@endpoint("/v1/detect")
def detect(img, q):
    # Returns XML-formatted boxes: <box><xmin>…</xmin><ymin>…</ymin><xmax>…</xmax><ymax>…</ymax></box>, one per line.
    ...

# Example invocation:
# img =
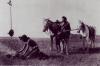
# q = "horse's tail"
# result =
<box><xmin>93</xmin><ymin>26</ymin><xmax>96</xmax><ymax>42</ymax></box>
<box><xmin>89</xmin><ymin>26</ymin><xmax>96</xmax><ymax>42</ymax></box>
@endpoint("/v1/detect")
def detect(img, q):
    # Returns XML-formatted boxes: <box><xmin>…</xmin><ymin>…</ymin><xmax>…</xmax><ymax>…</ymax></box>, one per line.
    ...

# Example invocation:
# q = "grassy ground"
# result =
<box><xmin>0</xmin><ymin>37</ymin><xmax>100</xmax><ymax>66</ymax></box>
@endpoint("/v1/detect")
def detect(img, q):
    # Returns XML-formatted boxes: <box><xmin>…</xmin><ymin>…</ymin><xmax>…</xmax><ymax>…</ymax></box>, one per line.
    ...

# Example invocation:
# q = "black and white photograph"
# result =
<box><xmin>0</xmin><ymin>0</ymin><xmax>100</xmax><ymax>66</ymax></box>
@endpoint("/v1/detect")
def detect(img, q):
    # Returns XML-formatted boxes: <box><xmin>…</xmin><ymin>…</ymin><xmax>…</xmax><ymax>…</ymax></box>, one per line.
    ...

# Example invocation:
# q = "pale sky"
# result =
<box><xmin>0</xmin><ymin>0</ymin><xmax>100</xmax><ymax>38</ymax></box>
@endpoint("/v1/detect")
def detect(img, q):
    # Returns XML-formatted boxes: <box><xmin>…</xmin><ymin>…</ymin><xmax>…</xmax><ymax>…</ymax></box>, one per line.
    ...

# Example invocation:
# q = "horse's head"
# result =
<box><xmin>43</xmin><ymin>19</ymin><xmax>52</xmax><ymax>32</ymax></box>
<box><xmin>78</xmin><ymin>20</ymin><xmax>85</xmax><ymax>33</ymax></box>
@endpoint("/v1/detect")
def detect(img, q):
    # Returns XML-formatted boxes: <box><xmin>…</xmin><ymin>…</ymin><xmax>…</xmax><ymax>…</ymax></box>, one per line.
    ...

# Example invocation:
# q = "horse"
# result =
<box><xmin>43</xmin><ymin>19</ymin><xmax>61</xmax><ymax>51</ymax></box>
<box><xmin>87</xmin><ymin>25</ymin><xmax>96</xmax><ymax>48</ymax></box>
<box><xmin>78</xmin><ymin>21</ymin><xmax>96</xmax><ymax>51</ymax></box>
<box><xmin>43</xmin><ymin>18</ymin><xmax>71</xmax><ymax>55</ymax></box>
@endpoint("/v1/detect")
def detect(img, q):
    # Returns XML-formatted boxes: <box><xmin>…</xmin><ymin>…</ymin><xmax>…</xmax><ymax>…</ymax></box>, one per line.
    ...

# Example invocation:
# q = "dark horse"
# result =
<box><xmin>43</xmin><ymin>19</ymin><xmax>61</xmax><ymax>51</ymax></box>
<box><xmin>43</xmin><ymin>18</ymin><xmax>71</xmax><ymax>54</ymax></box>
<box><xmin>88</xmin><ymin>25</ymin><xmax>96</xmax><ymax>48</ymax></box>
<box><xmin>78</xmin><ymin>21</ymin><xmax>96</xmax><ymax>51</ymax></box>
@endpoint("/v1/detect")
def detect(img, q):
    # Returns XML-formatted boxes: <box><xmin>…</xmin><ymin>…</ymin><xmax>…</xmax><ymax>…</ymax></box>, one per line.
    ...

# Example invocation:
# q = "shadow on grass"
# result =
<box><xmin>14</xmin><ymin>47</ymin><xmax>100</xmax><ymax>60</ymax></box>
<box><xmin>27</xmin><ymin>52</ymin><xmax>64</xmax><ymax>60</ymax></box>
<box><xmin>70</xmin><ymin>47</ymin><xmax>100</xmax><ymax>54</ymax></box>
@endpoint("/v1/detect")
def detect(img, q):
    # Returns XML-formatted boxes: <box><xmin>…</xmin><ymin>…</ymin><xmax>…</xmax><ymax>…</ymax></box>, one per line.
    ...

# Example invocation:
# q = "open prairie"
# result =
<box><xmin>0</xmin><ymin>35</ymin><xmax>100</xmax><ymax>66</ymax></box>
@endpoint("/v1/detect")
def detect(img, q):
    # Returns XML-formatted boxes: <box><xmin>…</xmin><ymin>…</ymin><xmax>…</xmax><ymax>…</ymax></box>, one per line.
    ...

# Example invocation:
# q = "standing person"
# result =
<box><xmin>61</xmin><ymin>16</ymin><xmax>71</xmax><ymax>33</ymax></box>
<box><xmin>55</xmin><ymin>16</ymin><xmax>71</xmax><ymax>54</ymax></box>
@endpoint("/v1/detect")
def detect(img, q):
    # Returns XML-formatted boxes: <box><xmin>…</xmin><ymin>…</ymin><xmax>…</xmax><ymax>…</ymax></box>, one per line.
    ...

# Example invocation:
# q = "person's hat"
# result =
<box><xmin>19</xmin><ymin>34</ymin><xmax>29</xmax><ymax>42</ymax></box>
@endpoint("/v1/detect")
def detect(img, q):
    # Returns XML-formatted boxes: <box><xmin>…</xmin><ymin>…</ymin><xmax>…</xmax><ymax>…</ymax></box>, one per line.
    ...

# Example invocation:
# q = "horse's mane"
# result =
<box><xmin>45</xmin><ymin>19</ymin><xmax>53</xmax><ymax>23</ymax></box>
<box><xmin>80</xmin><ymin>22</ymin><xmax>86</xmax><ymax>32</ymax></box>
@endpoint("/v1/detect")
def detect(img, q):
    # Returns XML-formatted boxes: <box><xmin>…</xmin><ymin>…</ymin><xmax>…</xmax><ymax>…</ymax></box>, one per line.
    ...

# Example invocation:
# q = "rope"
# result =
<box><xmin>8</xmin><ymin>0</ymin><xmax>13</xmax><ymax>29</ymax></box>
<box><xmin>45</xmin><ymin>28</ymin><xmax>79</xmax><ymax>36</ymax></box>
<box><xmin>10</xmin><ymin>6</ymin><xmax>12</xmax><ymax>29</ymax></box>
<box><xmin>62</xmin><ymin>28</ymin><xmax>79</xmax><ymax>32</ymax></box>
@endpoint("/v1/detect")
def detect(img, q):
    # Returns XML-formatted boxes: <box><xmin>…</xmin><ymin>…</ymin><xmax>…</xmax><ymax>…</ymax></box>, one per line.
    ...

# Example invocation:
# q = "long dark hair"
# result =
<box><xmin>62</xmin><ymin>16</ymin><xmax>67</xmax><ymax>22</ymax></box>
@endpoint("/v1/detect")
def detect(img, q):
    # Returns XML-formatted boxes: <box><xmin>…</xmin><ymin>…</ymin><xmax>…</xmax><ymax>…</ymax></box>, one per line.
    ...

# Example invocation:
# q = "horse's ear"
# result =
<box><xmin>79</xmin><ymin>20</ymin><xmax>82</xmax><ymax>24</ymax></box>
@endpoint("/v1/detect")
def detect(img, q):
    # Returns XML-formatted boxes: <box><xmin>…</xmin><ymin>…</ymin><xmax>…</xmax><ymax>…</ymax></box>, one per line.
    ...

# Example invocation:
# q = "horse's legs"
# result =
<box><xmin>82</xmin><ymin>37</ymin><xmax>86</xmax><ymax>50</ymax></box>
<box><xmin>90</xmin><ymin>40</ymin><xmax>93</xmax><ymax>48</ymax></box>
<box><xmin>58</xmin><ymin>40</ymin><xmax>61</xmax><ymax>53</ymax></box>
<box><xmin>57</xmin><ymin>44</ymin><xmax>61</xmax><ymax>53</ymax></box>
<box><xmin>63</xmin><ymin>39</ymin><xmax>69</xmax><ymax>55</ymax></box>
<box><xmin>50</xmin><ymin>35</ymin><xmax>54</xmax><ymax>51</ymax></box>
<box><xmin>91</xmin><ymin>38</ymin><xmax>95</xmax><ymax>48</ymax></box>
<box><xmin>62</xmin><ymin>40</ymin><xmax>65</xmax><ymax>53</ymax></box>
<box><xmin>86</xmin><ymin>38</ymin><xmax>91</xmax><ymax>53</ymax></box>
<box><xmin>93</xmin><ymin>40</ymin><xmax>95</xmax><ymax>48</ymax></box>
<box><xmin>55</xmin><ymin>37</ymin><xmax>61</xmax><ymax>53</ymax></box>
<box><xmin>91</xmin><ymin>40</ymin><xmax>95</xmax><ymax>48</ymax></box>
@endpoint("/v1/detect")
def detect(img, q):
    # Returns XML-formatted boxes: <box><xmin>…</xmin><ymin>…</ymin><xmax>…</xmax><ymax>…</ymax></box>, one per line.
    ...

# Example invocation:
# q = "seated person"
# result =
<box><xmin>15</xmin><ymin>34</ymin><xmax>49</xmax><ymax>60</ymax></box>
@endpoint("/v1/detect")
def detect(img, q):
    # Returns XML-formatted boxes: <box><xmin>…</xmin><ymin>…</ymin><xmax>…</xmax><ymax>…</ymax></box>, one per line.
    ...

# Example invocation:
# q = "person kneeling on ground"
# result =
<box><xmin>15</xmin><ymin>34</ymin><xmax>49</xmax><ymax>60</ymax></box>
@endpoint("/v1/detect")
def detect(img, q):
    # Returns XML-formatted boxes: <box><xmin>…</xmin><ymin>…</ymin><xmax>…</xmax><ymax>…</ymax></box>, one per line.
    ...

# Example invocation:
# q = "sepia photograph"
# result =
<box><xmin>0</xmin><ymin>0</ymin><xmax>100</xmax><ymax>66</ymax></box>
